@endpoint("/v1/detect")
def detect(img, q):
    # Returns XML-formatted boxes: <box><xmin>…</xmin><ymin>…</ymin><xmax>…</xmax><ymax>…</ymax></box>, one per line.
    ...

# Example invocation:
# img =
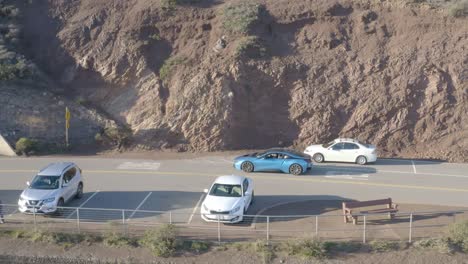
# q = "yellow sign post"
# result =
<box><xmin>65</xmin><ymin>107</ymin><xmax>70</xmax><ymax>147</ymax></box>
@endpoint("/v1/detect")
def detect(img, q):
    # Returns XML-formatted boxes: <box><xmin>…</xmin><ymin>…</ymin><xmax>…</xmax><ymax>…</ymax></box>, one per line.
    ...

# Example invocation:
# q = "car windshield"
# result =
<box><xmin>322</xmin><ymin>141</ymin><xmax>335</xmax><ymax>148</ymax></box>
<box><xmin>30</xmin><ymin>175</ymin><xmax>60</xmax><ymax>190</ymax></box>
<box><xmin>255</xmin><ymin>151</ymin><xmax>267</xmax><ymax>157</ymax></box>
<box><xmin>209</xmin><ymin>184</ymin><xmax>242</xmax><ymax>197</ymax></box>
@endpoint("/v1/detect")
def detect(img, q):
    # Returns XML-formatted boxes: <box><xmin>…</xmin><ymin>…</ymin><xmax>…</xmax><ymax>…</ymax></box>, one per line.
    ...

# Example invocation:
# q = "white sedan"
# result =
<box><xmin>304</xmin><ymin>138</ymin><xmax>377</xmax><ymax>165</ymax></box>
<box><xmin>200</xmin><ymin>175</ymin><xmax>254</xmax><ymax>223</ymax></box>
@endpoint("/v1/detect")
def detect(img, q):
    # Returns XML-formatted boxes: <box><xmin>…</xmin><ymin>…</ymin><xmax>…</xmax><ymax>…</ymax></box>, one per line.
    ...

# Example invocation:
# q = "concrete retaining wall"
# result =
<box><xmin>0</xmin><ymin>135</ymin><xmax>16</xmax><ymax>156</ymax></box>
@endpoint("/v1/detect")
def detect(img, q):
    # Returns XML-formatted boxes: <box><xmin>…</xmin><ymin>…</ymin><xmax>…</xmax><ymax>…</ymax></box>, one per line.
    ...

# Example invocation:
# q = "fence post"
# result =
<box><xmin>315</xmin><ymin>215</ymin><xmax>318</xmax><ymax>237</ymax></box>
<box><xmin>169</xmin><ymin>211</ymin><xmax>172</xmax><ymax>224</ymax></box>
<box><xmin>409</xmin><ymin>213</ymin><xmax>413</xmax><ymax>243</ymax></box>
<box><xmin>122</xmin><ymin>210</ymin><xmax>126</xmax><ymax>235</ymax></box>
<box><xmin>33</xmin><ymin>207</ymin><xmax>37</xmax><ymax>230</ymax></box>
<box><xmin>76</xmin><ymin>208</ymin><xmax>80</xmax><ymax>234</ymax></box>
<box><xmin>362</xmin><ymin>215</ymin><xmax>366</xmax><ymax>244</ymax></box>
<box><xmin>217</xmin><ymin>214</ymin><xmax>221</xmax><ymax>243</ymax></box>
<box><xmin>266</xmin><ymin>216</ymin><xmax>270</xmax><ymax>244</ymax></box>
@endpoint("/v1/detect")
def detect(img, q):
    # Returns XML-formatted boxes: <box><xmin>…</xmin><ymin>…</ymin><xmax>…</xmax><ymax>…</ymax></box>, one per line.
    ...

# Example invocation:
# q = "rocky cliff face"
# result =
<box><xmin>3</xmin><ymin>0</ymin><xmax>467</xmax><ymax>161</ymax></box>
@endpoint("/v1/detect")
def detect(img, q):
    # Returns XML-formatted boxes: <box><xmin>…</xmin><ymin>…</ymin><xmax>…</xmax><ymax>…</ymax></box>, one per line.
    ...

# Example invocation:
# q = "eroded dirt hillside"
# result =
<box><xmin>3</xmin><ymin>0</ymin><xmax>468</xmax><ymax>161</ymax></box>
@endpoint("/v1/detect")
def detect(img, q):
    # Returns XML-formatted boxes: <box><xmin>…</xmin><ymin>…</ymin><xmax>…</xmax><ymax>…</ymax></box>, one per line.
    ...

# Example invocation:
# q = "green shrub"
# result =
<box><xmin>448</xmin><ymin>220</ymin><xmax>468</xmax><ymax>252</ymax></box>
<box><xmin>161</xmin><ymin>0</ymin><xmax>177</xmax><ymax>10</ymax></box>
<box><xmin>15</xmin><ymin>137</ymin><xmax>38</xmax><ymax>155</ymax></box>
<box><xmin>103</xmin><ymin>232</ymin><xmax>137</xmax><ymax>248</ymax></box>
<box><xmin>448</xmin><ymin>220</ymin><xmax>468</xmax><ymax>244</ymax></box>
<box><xmin>369</xmin><ymin>240</ymin><xmax>400</xmax><ymax>252</ymax></box>
<box><xmin>181</xmin><ymin>240</ymin><xmax>211</xmax><ymax>253</ymax></box>
<box><xmin>222</xmin><ymin>2</ymin><xmax>264</xmax><ymax>34</ymax></box>
<box><xmin>159</xmin><ymin>56</ymin><xmax>185</xmax><ymax>81</ymax></box>
<box><xmin>323</xmin><ymin>241</ymin><xmax>362</xmax><ymax>253</ymax></box>
<box><xmin>254</xmin><ymin>240</ymin><xmax>274</xmax><ymax>264</ymax></box>
<box><xmin>235</xmin><ymin>36</ymin><xmax>267</xmax><ymax>58</ymax></box>
<box><xmin>0</xmin><ymin>61</ymin><xmax>33</xmax><ymax>81</ymax></box>
<box><xmin>448</xmin><ymin>0</ymin><xmax>468</xmax><ymax>17</ymax></box>
<box><xmin>140</xmin><ymin>224</ymin><xmax>178</xmax><ymax>257</ymax></box>
<box><xmin>149</xmin><ymin>33</ymin><xmax>161</xmax><ymax>41</ymax></box>
<box><xmin>413</xmin><ymin>237</ymin><xmax>456</xmax><ymax>254</ymax></box>
<box><xmin>285</xmin><ymin>238</ymin><xmax>327</xmax><ymax>259</ymax></box>
<box><xmin>103</xmin><ymin>126</ymin><xmax>132</xmax><ymax>148</ymax></box>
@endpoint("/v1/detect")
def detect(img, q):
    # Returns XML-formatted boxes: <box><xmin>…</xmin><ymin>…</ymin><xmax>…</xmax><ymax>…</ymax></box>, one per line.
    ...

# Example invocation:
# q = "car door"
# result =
<box><xmin>342</xmin><ymin>143</ymin><xmax>360</xmax><ymax>162</ymax></box>
<box><xmin>326</xmin><ymin>143</ymin><xmax>345</xmax><ymax>161</ymax></box>
<box><xmin>257</xmin><ymin>153</ymin><xmax>281</xmax><ymax>171</ymax></box>
<box><xmin>61</xmin><ymin>168</ymin><xmax>76</xmax><ymax>202</ymax></box>
<box><xmin>242</xmin><ymin>178</ymin><xmax>252</xmax><ymax>210</ymax></box>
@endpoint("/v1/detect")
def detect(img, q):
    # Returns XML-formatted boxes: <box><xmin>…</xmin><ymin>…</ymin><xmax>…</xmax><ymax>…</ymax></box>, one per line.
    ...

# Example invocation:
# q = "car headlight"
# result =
<box><xmin>231</xmin><ymin>206</ymin><xmax>241</xmax><ymax>214</ymax></box>
<box><xmin>42</xmin><ymin>197</ymin><xmax>55</xmax><ymax>204</ymax></box>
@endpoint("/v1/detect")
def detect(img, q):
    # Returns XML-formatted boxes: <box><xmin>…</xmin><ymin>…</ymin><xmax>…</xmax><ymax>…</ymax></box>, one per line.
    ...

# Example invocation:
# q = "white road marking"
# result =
<box><xmin>314</xmin><ymin>166</ymin><xmax>468</xmax><ymax>178</ymax></box>
<box><xmin>66</xmin><ymin>190</ymin><xmax>100</xmax><ymax>219</ymax></box>
<box><xmin>324</xmin><ymin>171</ymin><xmax>369</xmax><ymax>180</ymax></box>
<box><xmin>411</xmin><ymin>160</ymin><xmax>417</xmax><ymax>174</ymax></box>
<box><xmin>127</xmin><ymin>192</ymin><xmax>153</xmax><ymax>220</ymax></box>
<box><xmin>117</xmin><ymin>162</ymin><xmax>160</xmax><ymax>170</ymax></box>
<box><xmin>78</xmin><ymin>190</ymin><xmax>100</xmax><ymax>208</ymax></box>
<box><xmin>187</xmin><ymin>193</ymin><xmax>205</xmax><ymax>224</ymax></box>
<box><xmin>6</xmin><ymin>209</ymin><xmax>18</xmax><ymax>217</ymax></box>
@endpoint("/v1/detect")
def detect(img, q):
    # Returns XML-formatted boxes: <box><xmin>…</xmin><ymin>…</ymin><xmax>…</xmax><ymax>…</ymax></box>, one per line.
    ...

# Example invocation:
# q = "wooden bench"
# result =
<box><xmin>342</xmin><ymin>198</ymin><xmax>398</xmax><ymax>225</ymax></box>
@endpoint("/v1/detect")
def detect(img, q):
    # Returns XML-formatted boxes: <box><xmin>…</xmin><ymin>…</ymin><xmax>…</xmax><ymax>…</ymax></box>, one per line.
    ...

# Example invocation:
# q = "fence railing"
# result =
<box><xmin>0</xmin><ymin>204</ymin><xmax>466</xmax><ymax>243</ymax></box>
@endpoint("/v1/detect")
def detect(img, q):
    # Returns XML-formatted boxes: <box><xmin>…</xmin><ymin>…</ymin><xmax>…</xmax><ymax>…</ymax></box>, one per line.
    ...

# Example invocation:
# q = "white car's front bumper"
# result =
<box><xmin>201</xmin><ymin>207</ymin><xmax>243</xmax><ymax>223</ymax></box>
<box><xmin>18</xmin><ymin>199</ymin><xmax>57</xmax><ymax>214</ymax></box>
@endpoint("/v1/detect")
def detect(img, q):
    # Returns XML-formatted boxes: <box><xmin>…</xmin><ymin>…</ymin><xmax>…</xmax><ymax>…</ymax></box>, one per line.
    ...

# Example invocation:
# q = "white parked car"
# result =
<box><xmin>201</xmin><ymin>175</ymin><xmax>254</xmax><ymax>224</ymax></box>
<box><xmin>304</xmin><ymin>138</ymin><xmax>377</xmax><ymax>165</ymax></box>
<box><xmin>18</xmin><ymin>162</ymin><xmax>84</xmax><ymax>214</ymax></box>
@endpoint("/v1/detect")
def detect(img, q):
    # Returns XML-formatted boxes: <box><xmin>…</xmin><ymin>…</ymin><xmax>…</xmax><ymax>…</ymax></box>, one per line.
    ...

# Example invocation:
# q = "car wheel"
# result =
<box><xmin>313</xmin><ymin>153</ymin><xmax>324</xmax><ymax>163</ymax></box>
<box><xmin>241</xmin><ymin>161</ymin><xmax>254</xmax><ymax>173</ymax></box>
<box><xmin>75</xmin><ymin>183</ymin><xmax>83</xmax><ymax>199</ymax></box>
<box><xmin>55</xmin><ymin>198</ymin><xmax>65</xmax><ymax>216</ymax></box>
<box><xmin>356</xmin><ymin>156</ymin><xmax>367</xmax><ymax>165</ymax></box>
<box><xmin>289</xmin><ymin>164</ymin><xmax>303</xmax><ymax>175</ymax></box>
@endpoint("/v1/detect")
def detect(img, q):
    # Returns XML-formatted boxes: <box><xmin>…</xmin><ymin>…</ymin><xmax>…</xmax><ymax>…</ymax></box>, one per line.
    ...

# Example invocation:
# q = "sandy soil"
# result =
<box><xmin>0</xmin><ymin>236</ymin><xmax>467</xmax><ymax>264</ymax></box>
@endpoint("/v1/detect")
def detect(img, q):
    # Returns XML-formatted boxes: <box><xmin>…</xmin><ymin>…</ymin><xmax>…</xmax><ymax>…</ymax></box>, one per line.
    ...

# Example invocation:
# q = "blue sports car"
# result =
<box><xmin>233</xmin><ymin>148</ymin><xmax>312</xmax><ymax>175</ymax></box>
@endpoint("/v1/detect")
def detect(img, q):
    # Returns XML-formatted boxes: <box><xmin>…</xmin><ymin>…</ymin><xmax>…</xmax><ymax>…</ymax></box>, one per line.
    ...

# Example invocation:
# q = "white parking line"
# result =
<box><xmin>411</xmin><ymin>160</ymin><xmax>417</xmax><ymax>174</ymax></box>
<box><xmin>187</xmin><ymin>193</ymin><xmax>205</xmax><ymax>224</ymax></box>
<box><xmin>127</xmin><ymin>192</ymin><xmax>152</xmax><ymax>220</ymax></box>
<box><xmin>66</xmin><ymin>190</ymin><xmax>100</xmax><ymax>219</ymax></box>
<box><xmin>79</xmin><ymin>190</ymin><xmax>100</xmax><ymax>208</ymax></box>
<box><xmin>6</xmin><ymin>209</ymin><xmax>18</xmax><ymax>217</ymax></box>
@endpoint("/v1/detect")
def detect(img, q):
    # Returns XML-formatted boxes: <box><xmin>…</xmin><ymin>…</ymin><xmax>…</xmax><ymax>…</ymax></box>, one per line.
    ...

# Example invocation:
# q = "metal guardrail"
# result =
<box><xmin>0</xmin><ymin>204</ymin><xmax>466</xmax><ymax>243</ymax></box>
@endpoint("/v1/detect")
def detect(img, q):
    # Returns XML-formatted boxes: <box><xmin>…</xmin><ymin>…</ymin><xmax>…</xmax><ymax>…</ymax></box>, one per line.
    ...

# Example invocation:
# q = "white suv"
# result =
<box><xmin>304</xmin><ymin>138</ymin><xmax>377</xmax><ymax>165</ymax></box>
<box><xmin>18</xmin><ymin>162</ymin><xmax>84</xmax><ymax>214</ymax></box>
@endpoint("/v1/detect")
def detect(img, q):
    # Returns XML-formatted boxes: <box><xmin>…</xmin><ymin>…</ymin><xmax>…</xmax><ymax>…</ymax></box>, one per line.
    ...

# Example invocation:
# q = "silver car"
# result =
<box><xmin>18</xmin><ymin>162</ymin><xmax>84</xmax><ymax>214</ymax></box>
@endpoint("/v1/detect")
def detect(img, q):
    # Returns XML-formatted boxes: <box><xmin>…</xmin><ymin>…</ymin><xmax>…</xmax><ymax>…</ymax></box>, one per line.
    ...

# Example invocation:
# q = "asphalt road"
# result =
<box><xmin>0</xmin><ymin>155</ymin><xmax>467</xmax><ymax>224</ymax></box>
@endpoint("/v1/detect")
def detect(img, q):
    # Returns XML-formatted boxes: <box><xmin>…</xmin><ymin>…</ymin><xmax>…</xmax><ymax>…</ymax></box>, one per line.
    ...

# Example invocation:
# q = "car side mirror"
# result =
<box><xmin>203</xmin><ymin>189</ymin><xmax>208</xmax><ymax>193</ymax></box>
<box><xmin>62</xmin><ymin>183</ymin><xmax>68</xmax><ymax>188</ymax></box>
<box><xmin>244</xmin><ymin>191</ymin><xmax>250</xmax><ymax>196</ymax></box>
<box><xmin>26</xmin><ymin>181</ymin><xmax>30</xmax><ymax>186</ymax></box>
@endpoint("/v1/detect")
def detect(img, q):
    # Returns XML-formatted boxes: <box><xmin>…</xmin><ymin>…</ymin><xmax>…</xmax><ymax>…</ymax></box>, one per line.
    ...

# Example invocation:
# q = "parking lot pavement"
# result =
<box><xmin>1</xmin><ymin>155</ymin><xmax>468</xmax><ymax>225</ymax></box>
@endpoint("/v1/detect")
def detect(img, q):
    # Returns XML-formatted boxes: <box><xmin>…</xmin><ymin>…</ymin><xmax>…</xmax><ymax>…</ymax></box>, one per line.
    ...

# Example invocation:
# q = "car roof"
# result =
<box><xmin>265</xmin><ymin>148</ymin><xmax>308</xmax><ymax>158</ymax></box>
<box><xmin>214</xmin><ymin>175</ymin><xmax>245</xmax><ymax>185</ymax></box>
<box><xmin>38</xmin><ymin>162</ymin><xmax>75</xmax><ymax>176</ymax></box>
<box><xmin>334</xmin><ymin>138</ymin><xmax>360</xmax><ymax>143</ymax></box>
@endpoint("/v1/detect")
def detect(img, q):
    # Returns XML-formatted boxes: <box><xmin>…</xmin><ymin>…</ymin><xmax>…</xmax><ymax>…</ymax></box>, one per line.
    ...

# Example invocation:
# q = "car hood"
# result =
<box><xmin>21</xmin><ymin>188</ymin><xmax>59</xmax><ymax>201</ymax></box>
<box><xmin>203</xmin><ymin>195</ymin><xmax>242</xmax><ymax>212</ymax></box>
